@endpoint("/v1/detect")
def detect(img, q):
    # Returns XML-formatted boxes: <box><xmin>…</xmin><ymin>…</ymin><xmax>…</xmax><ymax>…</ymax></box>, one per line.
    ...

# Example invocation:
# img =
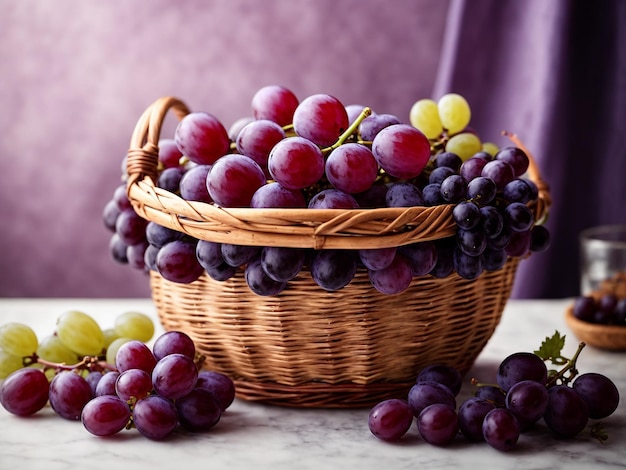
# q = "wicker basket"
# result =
<box><xmin>125</xmin><ymin>96</ymin><xmax>551</xmax><ymax>407</ymax></box>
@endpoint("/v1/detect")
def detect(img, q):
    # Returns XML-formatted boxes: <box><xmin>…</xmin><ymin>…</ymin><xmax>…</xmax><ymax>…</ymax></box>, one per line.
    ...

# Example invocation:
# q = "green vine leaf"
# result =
<box><xmin>534</xmin><ymin>330</ymin><xmax>567</xmax><ymax>365</ymax></box>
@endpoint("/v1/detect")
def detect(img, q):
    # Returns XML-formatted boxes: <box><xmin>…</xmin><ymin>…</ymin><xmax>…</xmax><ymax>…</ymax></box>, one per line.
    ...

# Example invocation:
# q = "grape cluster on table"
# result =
<box><xmin>368</xmin><ymin>351</ymin><xmax>620</xmax><ymax>451</ymax></box>
<box><xmin>0</xmin><ymin>312</ymin><xmax>235</xmax><ymax>440</ymax></box>
<box><xmin>104</xmin><ymin>85</ymin><xmax>550</xmax><ymax>296</ymax></box>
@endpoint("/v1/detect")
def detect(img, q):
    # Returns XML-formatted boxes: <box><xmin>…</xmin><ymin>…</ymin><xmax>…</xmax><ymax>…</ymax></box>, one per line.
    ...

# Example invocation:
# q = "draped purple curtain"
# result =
<box><xmin>433</xmin><ymin>0</ymin><xmax>626</xmax><ymax>298</ymax></box>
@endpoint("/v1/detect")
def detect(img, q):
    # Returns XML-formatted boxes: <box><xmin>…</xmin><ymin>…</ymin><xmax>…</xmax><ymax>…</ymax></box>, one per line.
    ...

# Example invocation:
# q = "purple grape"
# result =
<box><xmin>614</xmin><ymin>298</ymin><xmax>626</xmax><ymax>324</ymax></box>
<box><xmin>572</xmin><ymin>372</ymin><xmax>619</xmax><ymax>419</ymax></box>
<box><xmin>543</xmin><ymin>385</ymin><xmax>589</xmax><ymax>438</ymax></box>
<box><xmin>422</xmin><ymin>183</ymin><xmax>445</xmax><ymax>206</ymax></box>
<box><xmin>482</xmin><ymin>408</ymin><xmax>520</xmax><ymax>451</ymax></box>
<box><xmin>292</xmin><ymin>93</ymin><xmax>348</xmax><ymax>147</ymax></box>
<box><xmin>458</xmin><ymin>397</ymin><xmax>495</xmax><ymax>441</ymax></box>
<box><xmin>496</xmin><ymin>352</ymin><xmax>547</xmax><ymax>392</ymax></box>
<box><xmin>174</xmin><ymin>111</ymin><xmax>230</xmax><ymax>165</ymax></box>
<box><xmin>127</xmin><ymin>241</ymin><xmax>148</xmax><ymax>271</ymax></box>
<box><xmin>398</xmin><ymin>241</ymin><xmax>437</xmax><ymax>276</ymax></box>
<box><xmin>482</xmin><ymin>248</ymin><xmax>507</xmax><ymax>271</ymax></box>
<box><xmin>467</xmin><ymin>176</ymin><xmax>497</xmax><ymax>205</ymax></box>
<box><xmin>440</xmin><ymin>175</ymin><xmax>468</xmax><ymax>203</ymax></box>
<box><xmin>95</xmin><ymin>371</ymin><xmax>120</xmax><ymax>397</ymax></box>
<box><xmin>0</xmin><ymin>368</ymin><xmax>50</xmax><ymax>416</ymax></box>
<box><xmin>479</xmin><ymin>206</ymin><xmax>504</xmax><ymax>239</ymax></box>
<box><xmin>457</xmin><ymin>229</ymin><xmax>487</xmax><ymax>257</ymax></box>
<box><xmin>598</xmin><ymin>293</ymin><xmax>618</xmax><ymax>313</ymax></box>
<box><xmin>367</xmin><ymin>254</ymin><xmax>413</xmax><ymax>295</ymax></box>
<box><xmin>416</xmin><ymin>364</ymin><xmax>462</xmax><ymax>396</ymax></box>
<box><xmin>417</xmin><ymin>403</ymin><xmax>459</xmax><ymax>446</ymax></box>
<box><xmin>453</xmin><ymin>201</ymin><xmax>481</xmax><ymax>230</ymax></box>
<box><xmin>325</xmin><ymin>143</ymin><xmax>379</xmax><ymax>194</ymax></box>
<box><xmin>85</xmin><ymin>371</ymin><xmax>104</xmax><ymax>396</ymax></box>
<box><xmin>196</xmin><ymin>240</ymin><xmax>224</xmax><ymax>270</ymax></box>
<box><xmin>81</xmin><ymin>395</ymin><xmax>131</xmax><ymax>437</ymax></box>
<box><xmin>115</xmin><ymin>340</ymin><xmax>157</xmax><ymax>374</ymax></box>
<box><xmin>494</xmin><ymin>147</ymin><xmax>529</xmax><ymax>177</ymax></box>
<box><xmin>429</xmin><ymin>166</ymin><xmax>456</xmax><ymax>185</ymax></box>
<box><xmin>115</xmin><ymin>209</ymin><xmax>148</xmax><ymax>246</ymax></box>
<box><xmin>236</xmin><ymin>119</ymin><xmax>286</xmax><ymax>167</ymax></box>
<box><xmin>207</xmin><ymin>154</ymin><xmax>266</xmax><ymax>207</ymax></box>
<box><xmin>474</xmin><ymin>385</ymin><xmax>506</xmax><ymax>408</ymax></box>
<box><xmin>459</xmin><ymin>156</ymin><xmax>487</xmax><ymax>181</ymax></box>
<box><xmin>112</xmin><ymin>184</ymin><xmax>132</xmax><ymax>211</ymax></box>
<box><xmin>368</xmin><ymin>398</ymin><xmax>414</xmax><ymax>441</ymax></box>
<box><xmin>250</xmin><ymin>182</ymin><xmax>306</xmax><ymax>208</ymax></box>
<box><xmin>260</xmin><ymin>246</ymin><xmax>306</xmax><ymax>282</ymax></box>
<box><xmin>251</xmin><ymin>85</ymin><xmax>299</xmax><ymax>127</ymax></box>
<box><xmin>358</xmin><ymin>113</ymin><xmax>401</xmax><ymax>141</ymax></box>
<box><xmin>158</xmin><ymin>138</ymin><xmax>183</xmax><ymax>169</ymax></box>
<box><xmin>179</xmin><ymin>164</ymin><xmax>213</xmax><ymax>203</ymax></box>
<box><xmin>245</xmin><ymin>257</ymin><xmax>287</xmax><ymax>296</ymax></box>
<box><xmin>196</xmin><ymin>371</ymin><xmax>236</xmax><ymax>411</ymax></box>
<box><xmin>221</xmin><ymin>243</ymin><xmax>260</xmax><ymax>268</ymax></box>
<box><xmin>205</xmin><ymin>260</ymin><xmax>239</xmax><ymax>282</ymax></box>
<box><xmin>372</xmin><ymin>124</ymin><xmax>431</xmax><ymax>179</ymax></box>
<box><xmin>504</xmin><ymin>230</ymin><xmax>532</xmax><ymax>258</ymax></box>
<box><xmin>434</xmin><ymin>152</ymin><xmax>462</xmax><ymax>171</ymax></box>
<box><xmin>358</xmin><ymin>247</ymin><xmax>396</xmax><ymax>271</ymax></box>
<box><xmin>385</xmin><ymin>182</ymin><xmax>424</xmax><ymax>208</ymax></box>
<box><xmin>268</xmin><ymin>137</ymin><xmax>325</xmax><ymax>190</ymax></box>
<box><xmin>572</xmin><ymin>296</ymin><xmax>596</xmax><ymax>322</ymax></box>
<box><xmin>505</xmin><ymin>379</ymin><xmax>549</xmax><ymax>428</ymax></box>
<box><xmin>146</xmin><ymin>222</ymin><xmax>183</xmax><ymax>248</ymax></box>
<box><xmin>133</xmin><ymin>395</ymin><xmax>178</xmax><ymax>440</ymax></box>
<box><xmin>488</xmin><ymin>224</ymin><xmax>511</xmax><ymax>250</ymax></box>
<box><xmin>481</xmin><ymin>160</ymin><xmax>515</xmax><ymax>191</ymax></box>
<box><xmin>152</xmin><ymin>353</ymin><xmax>198</xmax><ymax>400</ymax></box>
<box><xmin>156</xmin><ymin>240</ymin><xmax>205</xmax><ymax>284</ymax></box>
<box><xmin>502</xmin><ymin>178</ymin><xmax>533</xmax><ymax>203</ymax></box>
<box><xmin>310</xmin><ymin>250</ymin><xmax>357</xmax><ymax>291</ymax></box>
<box><xmin>504</xmin><ymin>202</ymin><xmax>534</xmax><ymax>232</ymax></box>
<box><xmin>176</xmin><ymin>387</ymin><xmax>222</xmax><ymax>432</ymax></box>
<box><xmin>430</xmin><ymin>238</ymin><xmax>455</xmax><ymax>278</ymax></box>
<box><xmin>157</xmin><ymin>166</ymin><xmax>185</xmax><ymax>193</ymax></box>
<box><xmin>354</xmin><ymin>182</ymin><xmax>388</xmax><ymax>208</ymax></box>
<box><xmin>308</xmin><ymin>189</ymin><xmax>359</xmax><ymax>209</ymax></box>
<box><xmin>407</xmin><ymin>381</ymin><xmax>456</xmax><ymax>417</ymax></box>
<box><xmin>103</xmin><ymin>200</ymin><xmax>121</xmax><ymax>232</ymax></box>
<box><xmin>471</xmin><ymin>151</ymin><xmax>493</xmax><ymax>162</ymax></box>
<box><xmin>48</xmin><ymin>371</ymin><xmax>93</xmax><ymax>420</ymax></box>
<box><xmin>115</xmin><ymin>369</ymin><xmax>153</xmax><ymax>402</ymax></box>
<box><xmin>153</xmin><ymin>331</ymin><xmax>196</xmax><ymax>361</ymax></box>
<box><xmin>530</xmin><ymin>225</ymin><xmax>550</xmax><ymax>252</ymax></box>
<box><xmin>453</xmin><ymin>248</ymin><xmax>484</xmax><ymax>280</ymax></box>
<box><xmin>345</xmin><ymin>104</ymin><xmax>368</xmax><ymax>124</ymax></box>
<box><xmin>143</xmin><ymin>243</ymin><xmax>158</xmax><ymax>270</ymax></box>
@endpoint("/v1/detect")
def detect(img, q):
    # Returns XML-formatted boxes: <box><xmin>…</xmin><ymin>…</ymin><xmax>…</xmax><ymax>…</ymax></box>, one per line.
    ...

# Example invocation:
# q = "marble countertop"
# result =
<box><xmin>0</xmin><ymin>298</ymin><xmax>624</xmax><ymax>470</ymax></box>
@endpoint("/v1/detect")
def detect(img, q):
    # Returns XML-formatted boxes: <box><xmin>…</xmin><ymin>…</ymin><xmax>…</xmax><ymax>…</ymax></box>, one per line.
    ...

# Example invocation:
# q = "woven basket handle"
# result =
<box><xmin>126</xmin><ymin>97</ymin><xmax>191</xmax><ymax>187</ymax></box>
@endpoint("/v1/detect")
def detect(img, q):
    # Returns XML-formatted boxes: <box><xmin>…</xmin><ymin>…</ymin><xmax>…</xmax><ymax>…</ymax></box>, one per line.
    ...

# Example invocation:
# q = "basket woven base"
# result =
<box><xmin>151</xmin><ymin>257</ymin><xmax>519</xmax><ymax>408</ymax></box>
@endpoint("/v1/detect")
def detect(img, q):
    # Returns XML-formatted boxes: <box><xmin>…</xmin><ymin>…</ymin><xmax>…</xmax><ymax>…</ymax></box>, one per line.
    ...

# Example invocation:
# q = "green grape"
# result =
<box><xmin>114</xmin><ymin>311</ymin><xmax>155</xmax><ymax>343</ymax></box>
<box><xmin>445</xmin><ymin>132</ymin><xmax>482</xmax><ymax>161</ymax></box>
<box><xmin>409</xmin><ymin>99</ymin><xmax>443</xmax><ymax>140</ymax></box>
<box><xmin>0</xmin><ymin>349</ymin><xmax>24</xmax><ymax>379</ymax></box>
<box><xmin>0</xmin><ymin>322</ymin><xmax>39</xmax><ymax>357</ymax></box>
<box><xmin>102</xmin><ymin>328</ymin><xmax>120</xmax><ymax>349</ymax></box>
<box><xmin>56</xmin><ymin>310</ymin><xmax>105</xmax><ymax>356</ymax></box>
<box><xmin>36</xmin><ymin>334</ymin><xmax>79</xmax><ymax>364</ymax></box>
<box><xmin>106</xmin><ymin>337</ymin><xmax>132</xmax><ymax>366</ymax></box>
<box><xmin>482</xmin><ymin>142</ymin><xmax>499</xmax><ymax>156</ymax></box>
<box><xmin>438</xmin><ymin>93</ymin><xmax>471</xmax><ymax>134</ymax></box>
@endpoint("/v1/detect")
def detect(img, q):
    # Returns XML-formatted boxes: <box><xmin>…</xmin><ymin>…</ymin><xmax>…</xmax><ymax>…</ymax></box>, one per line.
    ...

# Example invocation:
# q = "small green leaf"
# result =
<box><xmin>534</xmin><ymin>330</ymin><xmax>566</xmax><ymax>362</ymax></box>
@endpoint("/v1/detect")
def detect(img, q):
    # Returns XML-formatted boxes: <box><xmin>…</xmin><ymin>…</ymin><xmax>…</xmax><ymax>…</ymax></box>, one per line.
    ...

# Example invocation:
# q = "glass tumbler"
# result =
<box><xmin>580</xmin><ymin>225</ymin><xmax>626</xmax><ymax>296</ymax></box>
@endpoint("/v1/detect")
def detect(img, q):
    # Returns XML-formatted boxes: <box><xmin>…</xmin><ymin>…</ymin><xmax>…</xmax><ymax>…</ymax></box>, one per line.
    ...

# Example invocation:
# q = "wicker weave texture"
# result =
<box><xmin>152</xmin><ymin>258</ymin><xmax>519</xmax><ymax>407</ymax></box>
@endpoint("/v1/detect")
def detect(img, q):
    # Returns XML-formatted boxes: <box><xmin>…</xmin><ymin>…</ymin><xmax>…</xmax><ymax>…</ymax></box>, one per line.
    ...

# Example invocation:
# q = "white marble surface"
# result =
<box><xmin>0</xmin><ymin>298</ymin><xmax>625</xmax><ymax>470</ymax></box>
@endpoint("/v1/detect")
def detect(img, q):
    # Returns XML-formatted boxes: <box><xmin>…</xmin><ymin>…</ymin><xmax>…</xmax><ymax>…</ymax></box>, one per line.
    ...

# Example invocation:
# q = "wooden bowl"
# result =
<box><xmin>565</xmin><ymin>305</ymin><xmax>626</xmax><ymax>351</ymax></box>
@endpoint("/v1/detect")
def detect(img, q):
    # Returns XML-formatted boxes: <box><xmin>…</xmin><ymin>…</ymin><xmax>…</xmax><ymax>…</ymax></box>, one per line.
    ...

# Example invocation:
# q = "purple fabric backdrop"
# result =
<box><xmin>1</xmin><ymin>0</ymin><xmax>624</xmax><ymax>298</ymax></box>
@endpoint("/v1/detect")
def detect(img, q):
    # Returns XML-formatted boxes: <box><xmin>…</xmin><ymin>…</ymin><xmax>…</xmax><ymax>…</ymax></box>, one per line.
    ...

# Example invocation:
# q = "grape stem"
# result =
<box><xmin>321</xmin><ymin>107</ymin><xmax>372</xmax><ymax>156</ymax></box>
<box><xmin>23</xmin><ymin>353</ymin><xmax>117</xmax><ymax>373</ymax></box>
<box><xmin>545</xmin><ymin>341</ymin><xmax>586</xmax><ymax>388</ymax></box>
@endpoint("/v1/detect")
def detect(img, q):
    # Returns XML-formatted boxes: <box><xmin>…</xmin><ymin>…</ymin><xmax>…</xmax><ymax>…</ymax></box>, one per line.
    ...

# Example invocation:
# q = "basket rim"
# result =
<box><xmin>125</xmin><ymin>96</ymin><xmax>551</xmax><ymax>250</ymax></box>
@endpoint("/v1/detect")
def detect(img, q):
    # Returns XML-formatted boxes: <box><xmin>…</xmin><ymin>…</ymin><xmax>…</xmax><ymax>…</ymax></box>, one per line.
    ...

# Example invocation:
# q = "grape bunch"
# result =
<box><xmin>368</xmin><ymin>331</ymin><xmax>620</xmax><ymax>451</ymax></box>
<box><xmin>573</xmin><ymin>293</ymin><xmax>626</xmax><ymax>325</ymax></box>
<box><xmin>0</xmin><ymin>312</ymin><xmax>235</xmax><ymax>440</ymax></box>
<box><xmin>105</xmin><ymin>85</ymin><xmax>550</xmax><ymax>296</ymax></box>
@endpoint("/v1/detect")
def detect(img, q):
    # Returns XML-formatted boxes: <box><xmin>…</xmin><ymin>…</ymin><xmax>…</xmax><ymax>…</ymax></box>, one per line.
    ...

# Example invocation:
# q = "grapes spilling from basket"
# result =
<box><xmin>368</xmin><ymin>331</ymin><xmax>620</xmax><ymax>450</ymax></box>
<box><xmin>104</xmin><ymin>86</ymin><xmax>550</xmax><ymax>295</ymax></box>
<box><xmin>0</xmin><ymin>311</ymin><xmax>235</xmax><ymax>440</ymax></box>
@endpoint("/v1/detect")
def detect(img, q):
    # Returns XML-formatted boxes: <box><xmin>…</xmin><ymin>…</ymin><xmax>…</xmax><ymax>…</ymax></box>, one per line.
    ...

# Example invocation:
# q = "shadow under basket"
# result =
<box><xmin>151</xmin><ymin>257</ymin><xmax>520</xmax><ymax>408</ymax></box>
